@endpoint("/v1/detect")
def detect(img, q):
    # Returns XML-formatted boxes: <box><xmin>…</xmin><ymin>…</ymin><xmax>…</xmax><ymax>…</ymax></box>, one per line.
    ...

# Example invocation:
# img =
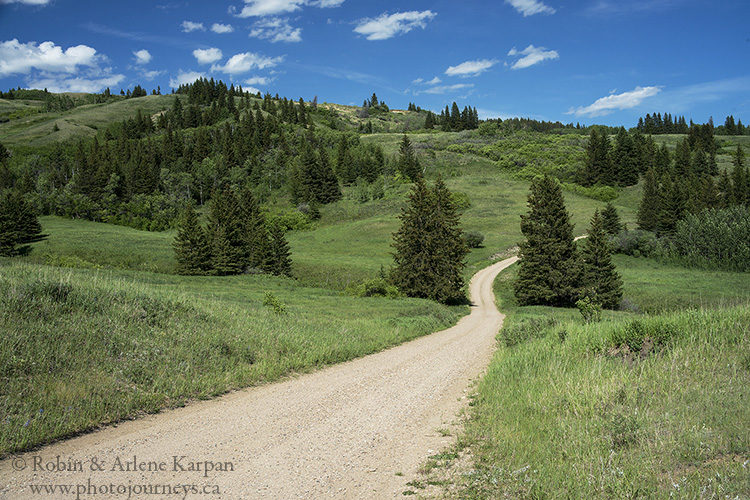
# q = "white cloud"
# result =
<box><xmin>211</xmin><ymin>23</ymin><xmax>234</xmax><ymax>34</ymax></box>
<box><xmin>0</xmin><ymin>39</ymin><xmax>99</xmax><ymax>77</ymax></box>
<box><xmin>170</xmin><ymin>70</ymin><xmax>207</xmax><ymax>88</ymax></box>
<box><xmin>507</xmin><ymin>44</ymin><xmax>559</xmax><ymax>70</ymax></box>
<box><xmin>568</xmin><ymin>86</ymin><xmax>662</xmax><ymax>117</ymax></box>
<box><xmin>193</xmin><ymin>47</ymin><xmax>223</xmax><ymax>64</ymax></box>
<box><xmin>133</xmin><ymin>49</ymin><xmax>152</xmax><ymax>65</ymax></box>
<box><xmin>139</xmin><ymin>69</ymin><xmax>165</xmax><ymax>80</ymax></box>
<box><xmin>505</xmin><ymin>0</ymin><xmax>555</xmax><ymax>16</ymax></box>
<box><xmin>310</xmin><ymin>0</ymin><xmax>344</xmax><ymax>6</ymax></box>
<box><xmin>419</xmin><ymin>83</ymin><xmax>474</xmax><ymax>95</ymax></box>
<box><xmin>245</xmin><ymin>76</ymin><xmax>272</xmax><ymax>85</ymax></box>
<box><xmin>354</xmin><ymin>10</ymin><xmax>436</xmax><ymax>41</ymax></box>
<box><xmin>210</xmin><ymin>52</ymin><xmax>284</xmax><ymax>74</ymax></box>
<box><xmin>245</xmin><ymin>86</ymin><xmax>262</xmax><ymax>95</ymax></box>
<box><xmin>250</xmin><ymin>18</ymin><xmax>302</xmax><ymax>42</ymax></box>
<box><xmin>0</xmin><ymin>0</ymin><xmax>50</xmax><ymax>4</ymax></box>
<box><xmin>445</xmin><ymin>59</ymin><xmax>497</xmax><ymax>77</ymax></box>
<box><xmin>235</xmin><ymin>0</ymin><xmax>305</xmax><ymax>17</ymax></box>
<box><xmin>412</xmin><ymin>76</ymin><xmax>442</xmax><ymax>85</ymax></box>
<box><xmin>27</xmin><ymin>75</ymin><xmax>125</xmax><ymax>93</ymax></box>
<box><xmin>181</xmin><ymin>21</ymin><xmax>205</xmax><ymax>32</ymax></box>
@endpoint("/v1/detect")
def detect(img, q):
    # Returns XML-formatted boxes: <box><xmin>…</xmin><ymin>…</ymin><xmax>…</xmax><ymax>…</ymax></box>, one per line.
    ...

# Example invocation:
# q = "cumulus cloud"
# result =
<box><xmin>181</xmin><ymin>21</ymin><xmax>205</xmax><ymax>32</ymax></box>
<box><xmin>211</xmin><ymin>23</ymin><xmax>234</xmax><ymax>34</ymax></box>
<box><xmin>210</xmin><ymin>51</ymin><xmax>284</xmax><ymax>74</ymax></box>
<box><xmin>169</xmin><ymin>70</ymin><xmax>207</xmax><ymax>88</ymax></box>
<box><xmin>232</xmin><ymin>0</ymin><xmax>344</xmax><ymax>17</ymax></box>
<box><xmin>250</xmin><ymin>18</ymin><xmax>302</xmax><ymax>42</ymax></box>
<box><xmin>445</xmin><ymin>59</ymin><xmax>497</xmax><ymax>77</ymax></box>
<box><xmin>507</xmin><ymin>45</ymin><xmax>559</xmax><ymax>69</ymax></box>
<box><xmin>354</xmin><ymin>10</ymin><xmax>436</xmax><ymax>41</ymax></box>
<box><xmin>0</xmin><ymin>0</ymin><xmax>50</xmax><ymax>5</ymax></box>
<box><xmin>419</xmin><ymin>83</ymin><xmax>474</xmax><ymax>95</ymax></box>
<box><xmin>27</xmin><ymin>75</ymin><xmax>125</xmax><ymax>93</ymax></box>
<box><xmin>245</xmin><ymin>76</ymin><xmax>272</xmax><ymax>85</ymax></box>
<box><xmin>193</xmin><ymin>48</ymin><xmax>223</xmax><ymax>64</ymax></box>
<box><xmin>133</xmin><ymin>49</ymin><xmax>152</xmax><ymax>65</ymax></box>
<box><xmin>505</xmin><ymin>0</ymin><xmax>556</xmax><ymax>16</ymax></box>
<box><xmin>0</xmin><ymin>39</ymin><xmax>100</xmax><ymax>77</ymax></box>
<box><xmin>568</xmin><ymin>86</ymin><xmax>662</xmax><ymax>117</ymax></box>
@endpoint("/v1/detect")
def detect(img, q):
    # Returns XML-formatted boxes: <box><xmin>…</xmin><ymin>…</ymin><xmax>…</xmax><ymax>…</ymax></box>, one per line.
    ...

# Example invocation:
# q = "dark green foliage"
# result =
<box><xmin>267</xmin><ymin>223</ymin><xmax>293</xmax><ymax>277</ymax></box>
<box><xmin>580</xmin><ymin>210</ymin><xmax>623</xmax><ymax>309</ymax></box>
<box><xmin>0</xmin><ymin>190</ymin><xmax>45</xmax><ymax>256</ymax></box>
<box><xmin>297</xmin><ymin>142</ymin><xmax>342</xmax><ymax>205</ymax></box>
<box><xmin>667</xmin><ymin>205</ymin><xmax>750</xmax><ymax>272</ymax></box>
<box><xmin>580</xmin><ymin>128</ymin><xmax>612</xmax><ymax>186</ymax></box>
<box><xmin>207</xmin><ymin>188</ymin><xmax>245</xmax><ymax>275</ymax></box>
<box><xmin>514</xmin><ymin>175</ymin><xmax>581</xmax><ymax>307</ymax></box>
<box><xmin>391</xmin><ymin>177</ymin><xmax>468</xmax><ymax>304</ymax></box>
<box><xmin>238</xmin><ymin>186</ymin><xmax>271</xmax><ymax>270</ymax></box>
<box><xmin>600</xmin><ymin>202</ymin><xmax>624</xmax><ymax>235</ymax></box>
<box><xmin>173</xmin><ymin>204</ymin><xmax>211</xmax><ymax>275</ymax></box>
<box><xmin>657</xmin><ymin>175</ymin><xmax>687</xmax><ymax>237</ymax></box>
<box><xmin>465</xmin><ymin>231</ymin><xmax>485</xmax><ymax>248</ymax></box>
<box><xmin>610</xmin><ymin>230</ymin><xmax>659</xmax><ymax>258</ymax></box>
<box><xmin>397</xmin><ymin>134</ymin><xmax>421</xmax><ymax>181</ymax></box>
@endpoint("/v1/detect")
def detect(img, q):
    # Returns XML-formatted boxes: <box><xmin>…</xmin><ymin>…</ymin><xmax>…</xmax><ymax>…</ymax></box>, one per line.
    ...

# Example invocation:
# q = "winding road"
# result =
<box><xmin>0</xmin><ymin>256</ymin><xmax>517</xmax><ymax>499</ymax></box>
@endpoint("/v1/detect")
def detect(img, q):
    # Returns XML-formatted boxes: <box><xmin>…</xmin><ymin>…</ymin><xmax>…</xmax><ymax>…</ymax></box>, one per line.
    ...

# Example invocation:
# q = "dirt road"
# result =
<box><xmin>0</xmin><ymin>256</ymin><xmax>517</xmax><ymax>499</ymax></box>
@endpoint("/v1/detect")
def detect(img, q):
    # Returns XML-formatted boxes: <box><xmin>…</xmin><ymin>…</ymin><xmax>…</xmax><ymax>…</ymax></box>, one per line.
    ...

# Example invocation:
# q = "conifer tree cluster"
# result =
<box><xmin>0</xmin><ymin>190</ymin><xmax>45</xmax><ymax>256</ymax></box>
<box><xmin>391</xmin><ymin>177</ymin><xmax>468</xmax><ymax>304</ymax></box>
<box><xmin>578</xmin><ymin>127</ymin><xmax>659</xmax><ymax>187</ymax></box>
<box><xmin>514</xmin><ymin>176</ymin><xmax>622</xmax><ymax>309</ymax></box>
<box><xmin>173</xmin><ymin>186</ymin><xmax>292</xmax><ymax>276</ymax></box>
<box><xmin>638</xmin><ymin>143</ymin><xmax>749</xmax><ymax>236</ymax></box>
<box><xmin>438</xmin><ymin>102</ymin><xmax>479</xmax><ymax>131</ymax></box>
<box><xmin>397</xmin><ymin>135</ymin><xmax>421</xmax><ymax>181</ymax></box>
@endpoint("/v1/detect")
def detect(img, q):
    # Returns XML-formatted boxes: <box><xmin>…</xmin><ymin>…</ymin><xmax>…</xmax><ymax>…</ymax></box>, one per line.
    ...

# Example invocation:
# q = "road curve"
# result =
<box><xmin>0</xmin><ymin>256</ymin><xmax>518</xmax><ymax>499</ymax></box>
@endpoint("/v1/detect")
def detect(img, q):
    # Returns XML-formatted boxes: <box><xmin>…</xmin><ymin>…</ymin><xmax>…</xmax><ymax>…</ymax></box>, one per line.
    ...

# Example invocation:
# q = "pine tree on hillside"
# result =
<box><xmin>238</xmin><ymin>185</ymin><xmax>271</xmax><ymax>269</ymax></box>
<box><xmin>613</xmin><ymin>127</ymin><xmax>638</xmax><ymax>186</ymax></box>
<box><xmin>580</xmin><ymin>210</ymin><xmax>623</xmax><ymax>310</ymax></box>
<box><xmin>514</xmin><ymin>175</ymin><xmax>581</xmax><ymax>307</ymax></box>
<box><xmin>600</xmin><ymin>202</ymin><xmax>624</xmax><ymax>235</ymax></box>
<box><xmin>397</xmin><ymin>134</ymin><xmax>421</xmax><ymax>181</ymax></box>
<box><xmin>717</xmin><ymin>169</ymin><xmax>733</xmax><ymax>208</ymax></box>
<box><xmin>207</xmin><ymin>188</ymin><xmax>245</xmax><ymax>275</ymax></box>
<box><xmin>391</xmin><ymin>177</ymin><xmax>468</xmax><ymax>303</ymax></box>
<box><xmin>637</xmin><ymin>168</ymin><xmax>660</xmax><ymax>232</ymax></box>
<box><xmin>173</xmin><ymin>204</ymin><xmax>211</xmax><ymax>275</ymax></box>
<box><xmin>732</xmin><ymin>146</ymin><xmax>748</xmax><ymax>205</ymax></box>
<box><xmin>657</xmin><ymin>174</ymin><xmax>686</xmax><ymax>237</ymax></box>
<box><xmin>0</xmin><ymin>190</ymin><xmax>45</xmax><ymax>256</ymax></box>
<box><xmin>267</xmin><ymin>223</ymin><xmax>293</xmax><ymax>277</ymax></box>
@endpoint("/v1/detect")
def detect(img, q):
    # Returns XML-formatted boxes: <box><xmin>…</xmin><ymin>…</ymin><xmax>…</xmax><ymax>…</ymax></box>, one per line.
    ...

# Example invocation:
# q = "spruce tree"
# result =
<box><xmin>267</xmin><ymin>223</ymin><xmax>293</xmax><ymax>277</ymax></box>
<box><xmin>173</xmin><ymin>204</ymin><xmax>211</xmax><ymax>275</ymax></box>
<box><xmin>637</xmin><ymin>168</ymin><xmax>660</xmax><ymax>232</ymax></box>
<box><xmin>238</xmin><ymin>185</ymin><xmax>270</xmax><ymax>269</ymax></box>
<box><xmin>600</xmin><ymin>202</ymin><xmax>624</xmax><ymax>235</ymax></box>
<box><xmin>580</xmin><ymin>210</ymin><xmax>623</xmax><ymax>309</ymax></box>
<box><xmin>207</xmin><ymin>188</ymin><xmax>245</xmax><ymax>275</ymax></box>
<box><xmin>657</xmin><ymin>174</ymin><xmax>686</xmax><ymax>237</ymax></box>
<box><xmin>0</xmin><ymin>190</ymin><xmax>44</xmax><ymax>256</ymax></box>
<box><xmin>391</xmin><ymin>177</ymin><xmax>468</xmax><ymax>303</ymax></box>
<box><xmin>514</xmin><ymin>175</ymin><xmax>581</xmax><ymax>307</ymax></box>
<box><xmin>397</xmin><ymin>134</ymin><xmax>421</xmax><ymax>181</ymax></box>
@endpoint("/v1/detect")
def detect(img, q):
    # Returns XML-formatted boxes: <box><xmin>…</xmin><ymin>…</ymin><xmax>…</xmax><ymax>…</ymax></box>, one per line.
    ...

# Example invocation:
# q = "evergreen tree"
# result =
<box><xmin>267</xmin><ymin>223</ymin><xmax>293</xmax><ymax>277</ymax></box>
<box><xmin>612</xmin><ymin>127</ymin><xmax>638</xmax><ymax>186</ymax></box>
<box><xmin>514</xmin><ymin>175</ymin><xmax>581</xmax><ymax>307</ymax></box>
<box><xmin>391</xmin><ymin>177</ymin><xmax>468</xmax><ymax>303</ymax></box>
<box><xmin>207</xmin><ymin>188</ymin><xmax>245</xmax><ymax>275</ymax></box>
<box><xmin>717</xmin><ymin>168</ymin><xmax>733</xmax><ymax>208</ymax></box>
<box><xmin>397</xmin><ymin>134</ymin><xmax>421</xmax><ymax>181</ymax></box>
<box><xmin>173</xmin><ymin>204</ymin><xmax>211</xmax><ymax>275</ymax></box>
<box><xmin>238</xmin><ymin>185</ymin><xmax>271</xmax><ymax>269</ymax></box>
<box><xmin>0</xmin><ymin>190</ymin><xmax>45</xmax><ymax>256</ymax></box>
<box><xmin>657</xmin><ymin>174</ymin><xmax>686</xmax><ymax>237</ymax></box>
<box><xmin>637</xmin><ymin>168</ymin><xmax>660</xmax><ymax>231</ymax></box>
<box><xmin>600</xmin><ymin>202</ymin><xmax>624</xmax><ymax>235</ymax></box>
<box><xmin>580</xmin><ymin>210</ymin><xmax>623</xmax><ymax>309</ymax></box>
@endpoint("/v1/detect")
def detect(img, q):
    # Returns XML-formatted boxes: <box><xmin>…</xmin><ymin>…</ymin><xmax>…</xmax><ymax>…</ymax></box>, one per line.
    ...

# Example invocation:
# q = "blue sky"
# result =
<box><xmin>0</xmin><ymin>0</ymin><xmax>748</xmax><ymax>126</ymax></box>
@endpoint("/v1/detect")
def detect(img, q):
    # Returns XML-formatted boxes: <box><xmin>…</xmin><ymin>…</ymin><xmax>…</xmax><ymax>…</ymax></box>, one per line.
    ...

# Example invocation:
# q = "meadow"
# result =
<box><xmin>0</xmin><ymin>259</ymin><xmax>463</xmax><ymax>456</ymax></box>
<box><xmin>413</xmin><ymin>255</ymin><xmax>750</xmax><ymax>498</ymax></box>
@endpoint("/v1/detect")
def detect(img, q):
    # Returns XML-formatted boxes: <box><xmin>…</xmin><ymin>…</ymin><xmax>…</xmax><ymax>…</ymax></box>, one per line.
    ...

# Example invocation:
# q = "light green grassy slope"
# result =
<box><xmin>0</xmin><ymin>259</ymin><xmax>463</xmax><ymax>456</ymax></box>
<box><xmin>0</xmin><ymin>94</ymin><xmax>176</xmax><ymax>147</ymax></box>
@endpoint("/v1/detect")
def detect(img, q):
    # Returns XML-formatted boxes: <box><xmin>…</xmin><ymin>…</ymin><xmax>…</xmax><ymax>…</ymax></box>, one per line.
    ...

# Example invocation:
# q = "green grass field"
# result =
<box><xmin>414</xmin><ymin>256</ymin><xmax>750</xmax><ymax>498</ymax></box>
<box><xmin>0</xmin><ymin>259</ymin><xmax>463</xmax><ymax>456</ymax></box>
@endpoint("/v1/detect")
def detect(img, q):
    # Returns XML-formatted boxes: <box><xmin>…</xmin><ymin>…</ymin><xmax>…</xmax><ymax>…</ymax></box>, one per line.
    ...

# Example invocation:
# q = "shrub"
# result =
<box><xmin>465</xmin><ymin>231</ymin><xmax>485</xmax><ymax>248</ymax></box>
<box><xmin>610</xmin><ymin>229</ymin><xmax>659</xmax><ymax>257</ymax></box>
<box><xmin>576</xmin><ymin>296</ymin><xmax>602</xmax><ymax>324</ymax></box>
<box><xmin>610</xmin><ymin>319</ymin><xmax>679</xmax><ymax>352</ymax></box>
<box><xmin>667</xmin><ymin>206</ymin><xmax>750</xmax><ymax>272</ymax></box>
<box><xmin>347</xmin><ymin>278</ymin><xmax>400</xmax><ymax>298</ymax></box>
<box><xmin>500</xmin><ymin>316</ymin><xmax>558</xmax><ymax>347</ymax></box>
<box><xmin>451</xmin><ymin>191</ymin><xmax>471</xmax><ymax>211</ymax></box>
<box><xmin>262</xmin><ymin>292</ymin><xmax>286</xmax><ymax>314</ymax></box>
